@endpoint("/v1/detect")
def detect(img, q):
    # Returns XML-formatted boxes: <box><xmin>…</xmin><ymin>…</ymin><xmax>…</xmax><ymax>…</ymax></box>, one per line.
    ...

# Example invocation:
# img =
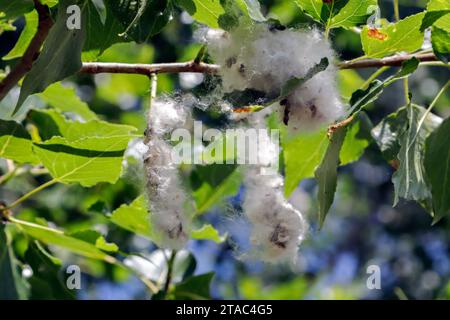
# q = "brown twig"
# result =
<box><xmin>0</xmin><ymin>0</ymin><xmax>53</xmax><ymax>101</ymax></box>
<box><xmin>79</xmin><ymin>53</ymin><xmax>440</xmax><ymax>76</ymax></box>
<box><xmin>81</xmin><ymin>61</ymin><xmax>220</xmax><ymax>76</ymax></box>
<box><xmin>327</xmin><ymin>114</ymin><xmax>355</xmax><ymax>138</ymax></box>
<box><xmin>338</xmin><ymin>52</ymin><xmax>438</xmax><ymax>69</ymax></box>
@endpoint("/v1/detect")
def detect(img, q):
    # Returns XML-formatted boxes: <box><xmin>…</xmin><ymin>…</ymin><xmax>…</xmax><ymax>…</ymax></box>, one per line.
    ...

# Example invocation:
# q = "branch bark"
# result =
<box><xmin>0</xmin><ymin>0</ymin><xmax>53</xmax><ymax>101</ymax></box>
<box><xmin>81</xmin><ymin>61</ymin><xmax>220</xmax><ymax>76</ymax></box>
<box><xmin>78</xmin><ymin>53</ymin><xmax>440</xmax><ymax>75</ymax></box>
<box><xmin>338</xmin><ymin>52</ymin><xmax>438</xmax><ymax>69</ymax></box>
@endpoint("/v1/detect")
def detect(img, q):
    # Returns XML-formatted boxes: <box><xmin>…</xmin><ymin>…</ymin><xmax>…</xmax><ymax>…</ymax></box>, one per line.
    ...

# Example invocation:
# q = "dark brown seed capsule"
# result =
<box><xmin>225</xmin><ymin>56</ymin><xmax>237</xmax><ymax>68</ymax></box>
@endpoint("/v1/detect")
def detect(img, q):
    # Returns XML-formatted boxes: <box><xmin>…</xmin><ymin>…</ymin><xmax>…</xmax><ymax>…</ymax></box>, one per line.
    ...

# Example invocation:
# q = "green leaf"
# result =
<box><xmin>107</xmin><ymin>0</ymin><xmax>173</xmax><ymax>43</ymax></box>
<box><xmin>28</xmin><ymin>109</ymin><xmax>137</xmax><ymax>186</ymax></box>
<box><xmin>29</xmin><ymin>109</ymin><xmax>137</xmax><ymax>142</ymax></box>
<box><xmin>348</xmin><ymin>57</ymin><xmax>420</xmax><ymax>115</ymax></box>
<box><xmin>111</xmin><ymin>195</ymin><xmax>227</xmax><ymax>243</ymax></box>
<box><xmin>278</xmin><ymin>58</ymin><xmax>329</xmax><ymax>102</ymax></box>
<box><xmin>3</xmin><ymin>10</ymin><xmax>38</xmax><ymax>60</ymax></box>
<box><xmin>37</xmin><ymin>83</ymin><xmax>98</xmax><ymax>121</ymax></box>
<box><xmin>421</xmin><ymin>0</ymin><xmax>450</xmax><ymax>31</ymax></box>
<box><xmin>191</xmin><ymin>224</ymin><xmax>226</xmax><ymax>243</ymax></box>
<box><xmin>0</xmin><ymin>119</ymin><xmax>39</xmax><ymax>164</ymax></box>
<box><xmin>284</xmin><ymin>128</ymin><xmax>329</xmax><ymax>196</ymax></box>
<box><xmin>110</xmin><ymin>195</ymin><xmax>153</xmax><ymax>239</ymax></box>
<box><xmin>432</xmin><ymin>25</ymin><xmax>450</xmax><ymax>63</ymax></box>
<box><xmin>81</xmin><ymin>0</ymin><xmax>105</xmax><ymax>61</ymax></box>
<box><xmin>12</xmin><ymin>218</ymin><xmax>116</xmax><ymax>263</ymax></box>
<box><xmin>295</xmin><ymin>0</ymin><xmax>378</xmax><ymax>29</ymax></box>
<box><xmin>361</xmin><ymin>12</ymin><xmax>426</xmax><ymax>58</ymax></box>
<box><xmin>424</xmin><ymin>116</ymin><xmax>450</xmax><ymax>222</ymax></box>
<box><xmin>177</xmin><ymin>0</ymin><xmax>225</xmax><ymax>28</ymax></box>
<box><xmin>235</xmin><ymin>0</ymin><xmax>266</xmax><ymax>22</ymax></box>
<box><xmin>0</xmin><ymin>225</ymin><xmax>30</xmax><ymax>300</ymax></box>
<box><xmin>371</xmin><ymin>107</ymin><xmax>408</xmax><ymax>161</ymax></box>
<box><xmin>340</xmin><ymin>112</ymin><xmax>372</xmax><ymax>164</ymax></box>
<box><xmin>227</xmin><ymin>58</ymin><xmax>329</xmax><ymax>110</ymax></box>
<box><xmin>392</xmin><ymin>104</ymin><xmax>442</xmax><ymax>205</ymax></box>
<box><xmin>70</xmin><ymin>230</ymin><xmax>119</xmax><ymax>253</ymax></box>
<box><xmin>25</xmin><ymin>242</ymin><xmax>74</xmax><ymax>299</ymax></box>
<box><xmin>15</xmin><ymin>0</ymin><xmax>87</xmax><ymax>114</ymax></box>
<box><xmin>191</xmin><ymin>164</ymin><xmax>242</xmax><ymax>214</ymax></box>
<box><xmin>33</xmin><ymin>135</ymin><xmax>132</xmax><ymax>187</ymax></box>
<box><xmin>315</xmin><ymin>126</ymin><xmax>347</xmax><ymax>228</ymax></box>
<box><xmin>0</xmin><ymin>0</ymin><xmax>33</xmax><ymax>20</ymax></box>
<box><xmin>171</xmin><ymin>272</ymin><xmax>214</xmax><ymax>300</ymax></box>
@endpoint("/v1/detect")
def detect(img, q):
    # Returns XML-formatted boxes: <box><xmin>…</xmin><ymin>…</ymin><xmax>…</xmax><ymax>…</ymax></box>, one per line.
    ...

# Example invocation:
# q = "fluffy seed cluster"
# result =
<box><xmin>197</xmin><ymin>23</ymin><xmax>345</xmax><ymax>132</ymax></box>
<box><xmin>242</xmin><ymin>112</ymin><xmax>308</xmax><ymax>263</ymax></box>
<box><xmin>144</xmin><ymin>96</ymin><xmax>192</xmax><ymax>250</ymax></box>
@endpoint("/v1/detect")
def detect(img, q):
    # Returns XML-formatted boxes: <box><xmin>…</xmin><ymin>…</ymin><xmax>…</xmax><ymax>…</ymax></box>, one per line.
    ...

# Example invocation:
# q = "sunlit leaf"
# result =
<box><xmin>361</xmin><ymin>13</ymin><xmax>425</xmax><ymax>58</ymax></box>
<box><xmin>0</xmin><ymin>119</ymin><xmax>39</xmax><ymax>164</ymax></box>
<box><xmin>315</xmin><ymin>126</ymin><xmax>347</xmax><ymax>227</ymax></box>
<box><xmin>3</xmin><ymin>10</ymin><xmax>38</xmax><ymax>60</ymax></box>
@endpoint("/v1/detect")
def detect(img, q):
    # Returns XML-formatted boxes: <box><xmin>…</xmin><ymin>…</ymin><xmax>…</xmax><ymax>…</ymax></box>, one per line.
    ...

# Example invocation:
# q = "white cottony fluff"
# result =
<box><xmin>144</xmin><ymin>97</ymin><xmax>192</xmax><ymax>250</ymax></box>
<box><xmin>198</xmin><ymin>23</ymin><xmax>345</xmax><ymax>132</ymax></box>
<box><xmin>243</xmin><ymin>113</ymin><xmax>308</xmax><ymax>263</ymax></box>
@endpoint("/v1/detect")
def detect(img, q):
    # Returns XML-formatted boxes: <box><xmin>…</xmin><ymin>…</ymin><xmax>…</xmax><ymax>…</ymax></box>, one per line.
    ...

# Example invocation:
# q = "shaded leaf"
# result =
<box><xmin>25</xmin><ymin>242</ymin><xmax>74</xmax><ymax>299</ymax></box>
<box><xmin>15</xmin><ymin>0</ymin><xmax>87</xmax><ymax>114</ymax></box>
<box><xmin>171</xmin><ymin>272</ymin><xmax>214</xmax><ymax>300</ymax></box>
<box><xmin>0</xmin><ymin>0</ymin><xmax>33</xmax><ymax>20</ymax></box>
<box><xmin>424</xmin><ymin>116</ymin><xmax>450</xmax><ymax>222</ymax></box>
<box><xmin>107</xmin><ymin>0</ymin><xmax>173</xmax><ymax>43</ymax></box>
<box><xmin>348</xmin><ymin>57</ymin><xmax>419</xmax><ymax>115</ymax></box>
<box><xmin>371</xmin><ymin>107</ymin><xmax>408</xmax><ymax>161</ymax></box>
<box><xmin>0</xmin><ymin>225</ymin><xmax>29</xmax><ymax>299</ymax></box>
<box><xmin>191</xmin><ymin>164</ymin><xmax>242</xmax><ymax>214</ymax></box>
<box><xmin>392</xmin><ymin>104</ymin><xmax>442</xmax><ymax>205</ymax></box>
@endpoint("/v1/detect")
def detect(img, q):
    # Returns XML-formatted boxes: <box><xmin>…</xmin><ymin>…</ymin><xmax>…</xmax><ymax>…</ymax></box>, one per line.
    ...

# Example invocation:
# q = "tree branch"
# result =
<box><xmin>0</xmin><ymin>0</ymin><xmax>53</xmax><ymax>101</ymax></box>
<box><xmin>78</xmin><ymin>53</ymin><xmax>440</xmax><ymax>76</ymax></box>
<box><xmin>81</xmin><ymin>61</ymin><xmax>220</xmax><ymax>76</ymax></box>
<box><xmin>338</xmin><ymin>52</ymin><xmax>438</xmax><ymax>69</ymax></box>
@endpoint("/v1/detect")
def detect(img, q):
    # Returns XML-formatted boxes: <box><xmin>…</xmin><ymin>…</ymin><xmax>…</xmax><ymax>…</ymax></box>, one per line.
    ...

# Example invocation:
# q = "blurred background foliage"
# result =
<box><xmin>1</xmin><ymin>0</ymin><xmax>450</xmax><ymax>300</ymax></box>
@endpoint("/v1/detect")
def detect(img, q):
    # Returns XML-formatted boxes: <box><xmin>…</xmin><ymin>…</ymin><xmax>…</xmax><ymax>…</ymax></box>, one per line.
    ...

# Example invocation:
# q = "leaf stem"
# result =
<box><xmin>361</xmin><ymin>66</ymin><xmax>390</xmax><ymax>90</ymax></box>
<box><xmin>7</xmin><ymin>178</ymin><xmax>58</xmax><ymax>210</ymax></box>
<box><xmin>392</xmin><ymin>0</ymin><xmax>410</xmax><ymax>104</ymax></box>
<box><xmin>163</xmin><ymin>250</ymin><xmax>177</xmax><ymax>299</ymax></box>
<box><xmin>412</xmin><ymin>80</ymin><xmax>450</xmax><ymax>144</ymax></box>
<box><xmin>393</xmin><ymin>0</ymin><xmax>400</xmax><ymax>21</ymax></box>
<box><xmin>144</xmin><ymin>73</ymin><xmax>158</xmax><ymax>144</ymax></box>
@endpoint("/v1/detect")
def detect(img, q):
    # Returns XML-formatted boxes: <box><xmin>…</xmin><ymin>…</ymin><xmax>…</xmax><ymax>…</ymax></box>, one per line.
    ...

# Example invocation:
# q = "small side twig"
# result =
<box><xmin>327</xmin><ymin>114</ymin><xmax>355</xmax><ymax>138</ymax></box>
